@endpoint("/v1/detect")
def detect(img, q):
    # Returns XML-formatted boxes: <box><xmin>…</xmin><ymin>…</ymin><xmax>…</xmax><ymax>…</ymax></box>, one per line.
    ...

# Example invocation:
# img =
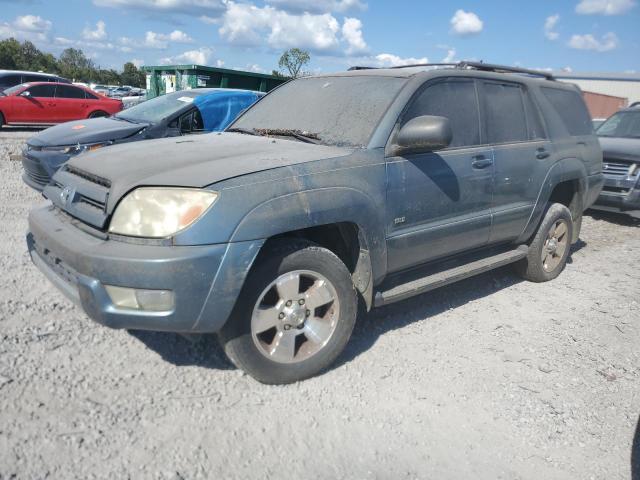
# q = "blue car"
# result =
<box><xmin>22</xmin><ymin>88</ymin><xmax>264</xmax><ymax>191</ymax></box>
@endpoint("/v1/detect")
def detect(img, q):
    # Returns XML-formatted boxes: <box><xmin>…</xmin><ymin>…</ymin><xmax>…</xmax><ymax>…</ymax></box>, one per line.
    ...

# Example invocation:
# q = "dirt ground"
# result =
<box><xmin>0</xmin><ymin>129</ymin><xmax>638</xmax><ymax>479</ymax></box>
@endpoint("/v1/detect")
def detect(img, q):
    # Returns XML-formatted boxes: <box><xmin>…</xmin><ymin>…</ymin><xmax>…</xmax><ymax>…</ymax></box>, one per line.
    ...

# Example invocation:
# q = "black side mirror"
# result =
<box><xmin>393</xmin><ymin>115</ymin><xmax>452</xmax><ymax>156</ymax></box>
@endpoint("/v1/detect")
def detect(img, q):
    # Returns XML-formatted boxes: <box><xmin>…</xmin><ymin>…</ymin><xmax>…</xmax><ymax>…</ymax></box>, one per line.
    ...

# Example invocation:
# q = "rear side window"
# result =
<box><xmin>85</xmin><ymin>90</ymin><xmax>99</xmax><ymax>100</ymax></box>
<box><xmin>27</xmin><ymin>84</ymin><xmax>56</xmax><ymax>98</ymax></box>
<box><xmin>483</xmin><ymin>82</ymin><xmax>528</xmax><ymax>144</ymax></box>
<box><xmin>541</xmin><ymin>87</ymin><xmax>592</xmax><ymax>136</ymax></box>
<box><xmin>0</xmin><ymin>74</ymin><xmax>22</xmax><ymax>89</ymax></box>
<box><xmin>404</xmin><ymin>79</ymin><xmax>481</xmax><ymax>148</ymax></box>
<box><xmin>23</xmin><ymin>74</ymin><xmax>51</xmax><ymax>83</ymax></box>
<box><xmin>56</xmin><ymin>85</ymin><xmax>85</xmax><ymax>99</ymax></box>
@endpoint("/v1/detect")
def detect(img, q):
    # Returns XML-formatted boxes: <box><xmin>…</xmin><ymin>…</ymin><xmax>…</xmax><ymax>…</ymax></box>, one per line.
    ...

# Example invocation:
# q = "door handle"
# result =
<box><xmin>536</xmin><ymin>148</ymin><xmax>550</xmax><ymax>160</ymax></box>
<box><xmin>471</xmin><ymin>156</ymin><xmax>493</xmax><ymax>169</ymax></box>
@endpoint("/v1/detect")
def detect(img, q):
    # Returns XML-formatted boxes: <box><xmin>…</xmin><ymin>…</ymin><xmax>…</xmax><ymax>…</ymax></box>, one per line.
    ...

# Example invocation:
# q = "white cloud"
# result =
<box><xmin>342</xmin><ymin>17</ymin><xmax>367</xmax><ymax>54</ymax></box>
<box><xmin>442</xmin><ymin>48</ymin><xmax>456</xmax><ymax>63</ymax></box>
<box><xmin>82</xmin><ymin>20</ymin><xmax>107</xmax><ymax>41</ymax></box>
<box><xmin>0</xmin><ymin>15</ymin><xmax>52</xmax><ymax>43</ymax></box>
<box><xmin>142</xmin><ymin>30</ymin><xmax>194</xmax><ymax>49</ymax></box>
<box><xmin>130</xmin><ymin>58</ymin><xmax>144</xmax><ymax>67</ymax></box>
<box><xmin>266</xmin><ymin>0</ymin><xmax>367</xmax><ymax>14</ymax></box>
<box><xmin>93</xmin><ymin>0</ymin><xmax>225</xmax><ymax>16</ymax></box>
<box><xmin>450</xmin><ymin>9</ymin><xmax>483</xmax><ymax>35</ymax></box>
<box><xmin>219</xmin><ymin>2</ymin><xmax>342</xmax><ymax>53</ymax></box>
<box><xmin>568</xmin><ymin>32</ymin><xmax>619</xmax><ymax>51</ymax></box>
<box><xmin>234</xmin><ymin>63</ymin><xmax>266</xmax><ymax>73</ymax></box>
<box><xmin>371</xmin><ymin>53</ymin><xmax>429</xmax><ymax>68</ymax></box>
<box><xmin>575</xmin><ymin>0</ymin><xmax>636</xmax><ymax>15</ymax></box>
<box><xmin>13</xmin><ymin>15</ymin><xmax>52</xmax><ymax>32</ymax></box>
<box><xmin>161</xmin><ymin>47</ymin><xmax>214</xmax><ymax>65</ymax></box>
<box><xmin>544</xmin><ymin>14</ymin><xmax>560</xmax><ymax>40</ymax></box>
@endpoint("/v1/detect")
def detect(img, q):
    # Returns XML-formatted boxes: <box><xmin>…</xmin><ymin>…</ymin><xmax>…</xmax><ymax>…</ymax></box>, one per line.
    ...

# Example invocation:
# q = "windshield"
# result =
<box><xmin>597</xmin><ymin>111</ymin><xmax>640</xmax><ymax>138</ymax></box>
<box><xmin>115</xmin><ymin>90</ymin><xmax>203</xmax><ymax>123</ymax></box>
<box><xmin>231</xmin><ymin>76</ymin><xmax>407</xmax><ymax>147</ymax></box>
<box><xmin>2</xmin><ymin>83</ymin><xmax>28</xmax><ymax>95</ymax></box>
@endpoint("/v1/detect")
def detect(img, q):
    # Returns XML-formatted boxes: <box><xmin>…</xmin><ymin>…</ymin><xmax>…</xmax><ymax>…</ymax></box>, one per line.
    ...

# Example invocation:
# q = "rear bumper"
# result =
<box><xmin>27</xmin><ymin>205</ymin><xmax>263</xmax><ymax>333</ymax></box>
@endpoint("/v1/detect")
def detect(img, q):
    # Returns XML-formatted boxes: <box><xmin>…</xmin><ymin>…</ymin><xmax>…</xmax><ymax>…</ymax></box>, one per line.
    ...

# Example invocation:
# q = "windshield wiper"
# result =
<box><xmin>226</xmin><ymin>127</ymin><xmax>259</xmax><ymax>136</ymax></box>
<box><xmin>254</xmin><ymin>129</ymin><xmax>322</xmax><ymax>144</ymax></box>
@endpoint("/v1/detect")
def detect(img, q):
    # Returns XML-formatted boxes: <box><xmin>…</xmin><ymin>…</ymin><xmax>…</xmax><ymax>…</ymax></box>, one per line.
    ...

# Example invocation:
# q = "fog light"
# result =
<box><xmin>105</xmin><ymin>285</ymin><xmax>175</xmax><ymax>312</ymax></box>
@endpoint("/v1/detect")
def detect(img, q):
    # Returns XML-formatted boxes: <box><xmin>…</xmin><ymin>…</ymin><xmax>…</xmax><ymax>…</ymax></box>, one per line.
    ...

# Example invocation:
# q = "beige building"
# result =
<box><xmin>555</xmin><ymin>71</ymin><xmax>640</xmax><ymax>106</ymax></box>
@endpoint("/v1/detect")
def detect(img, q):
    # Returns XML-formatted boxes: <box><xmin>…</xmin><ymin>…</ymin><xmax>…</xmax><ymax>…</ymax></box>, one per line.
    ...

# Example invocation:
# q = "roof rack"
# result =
<box><xmin>347</xmin><ymin>61</ymin><xmax>555</xmax><ymax>80</ymax></box>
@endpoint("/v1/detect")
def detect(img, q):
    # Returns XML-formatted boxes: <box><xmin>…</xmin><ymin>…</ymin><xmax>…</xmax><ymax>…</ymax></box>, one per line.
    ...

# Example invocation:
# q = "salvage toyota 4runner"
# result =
<box><xmin>27</xmin><ymin>62</ymin><xmax>603</xmax><ymax>384</ymax></box>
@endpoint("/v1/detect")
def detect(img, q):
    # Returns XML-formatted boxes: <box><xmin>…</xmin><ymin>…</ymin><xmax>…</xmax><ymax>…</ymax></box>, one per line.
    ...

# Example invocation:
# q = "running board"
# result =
<box><xmin>374</xmin><ymin>245</ymin><xmax>529</xmax><ymax>307</ymax></box>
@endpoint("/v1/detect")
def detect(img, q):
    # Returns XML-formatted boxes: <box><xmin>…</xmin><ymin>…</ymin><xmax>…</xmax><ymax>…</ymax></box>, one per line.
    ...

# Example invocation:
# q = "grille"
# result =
<box><xmin>43</xmin><ymin>165</ymin><xmax>111</xmax><ymax>230</ymax></box>
<box><xmin>602</xmin><ymin>159</ymin><xmax>637</xmax><ymax>178</ymax></box>
<box><xmin>21</xmin><ymin>154</ymin><xmax>52</xmax><ymax>187</ymax></box>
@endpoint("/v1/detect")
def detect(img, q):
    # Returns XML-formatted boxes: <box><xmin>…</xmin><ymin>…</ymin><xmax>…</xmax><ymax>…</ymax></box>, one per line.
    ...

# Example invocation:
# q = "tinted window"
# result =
<box><xmin>403</xmin><ymin>79</ymin><xmax>480</xmax><ymax>148</ymax></box>
<box><xmin>483</xmin><ymin>82</ymin><xmax>528</xmax><ymax>144</ymax></box>
<box><xmin>23</xmin><ymin>74</ymin><xmax>52</xmax><ymax>83</ymax></box>
<box><xmin>541</xmin><ymin>87</ymin><xmax>592</xmax><ymax>136</ymax></box>
<box><xmin>524</xmin><ymin>90</ymin><xmax>546</xmax><ymax>140</ymax></box>
<box><xmin>27</xmin><ymin>84</ymin><xmax>56</xmax><ymax>98</ymax></box>
<box><xmin>180</xmin><ymin>109</ymin><xmax>204</xmax><ymax>134</ymax></box>
<box><xmin>0</xmin><ymin>74</ymin><xmax>22</xmax><ymax>89</ymax></box>
<box><xmin>55</xmin><ymin>85</ymin><xmax>85</xmax><ymax>99</ymax></box>
<box><xmin>85</xmin><ymin>90</ymin><xmax>99</xmax><ymax>100</ymax></box>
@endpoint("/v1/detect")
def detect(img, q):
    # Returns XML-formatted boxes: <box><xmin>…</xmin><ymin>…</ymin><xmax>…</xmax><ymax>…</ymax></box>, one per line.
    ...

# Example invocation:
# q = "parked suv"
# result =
<box><xmin>27</xmin><ymin>62</ymin><xmax>603</xmax><ymax>384</ymax></box>
<box><xmin>0</xmin><ymin>70</ymin><xmax>70</xmax><ymax>91</ymax></box>
<box><xmin>592</xmin><ymin>104</ymin><xmax>640</xmax><ymax>215</ymax></box>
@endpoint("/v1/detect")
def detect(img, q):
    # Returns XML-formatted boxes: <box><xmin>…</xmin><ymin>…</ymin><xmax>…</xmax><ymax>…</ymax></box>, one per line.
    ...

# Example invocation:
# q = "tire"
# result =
<box><xmin>88</xmin><ymin>111</ymin><xmax>108</xmax><ymax>119</ymax></box>
<box><xmin>514</xmin><ymin>203</ymin><xmax>573</xmax><ymax>283</ymax></box>
<box><xmin>0</xmin><ymin>112</ymin><xmax>4</xmax><ymax>129</ymax></box>
<box><xmin>219</xmin><ymin>239</ymin><xmax>357</xmax><ymax>384</ymax></box>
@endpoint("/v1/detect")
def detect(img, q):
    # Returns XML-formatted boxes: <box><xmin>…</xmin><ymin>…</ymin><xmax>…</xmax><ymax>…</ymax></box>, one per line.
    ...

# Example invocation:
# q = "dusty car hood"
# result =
<box><xmin>66</xmin><ymin>132</ymin><xmax>352</xmax><ymax>209</ymax></box>
<box><xmin>28</xmin><ymin>117</ymin><xmax>148</xmax><ymax>147</ymax></box>
<box><xmin>598</xmin><ymin>137</ymin><xmax>640</xmax><ymax>162</ymax></box>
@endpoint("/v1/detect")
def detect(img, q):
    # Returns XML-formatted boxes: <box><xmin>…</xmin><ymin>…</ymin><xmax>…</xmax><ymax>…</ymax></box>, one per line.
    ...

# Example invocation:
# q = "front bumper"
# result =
<box><xmin>27</xmin><ymin>205</ymin><xmax>263</xmax><ymax>333</ymax></box>
<box><xmin>592</xmin><ymin>174</ymin><xmax>640</xmax><ymax>213</ymax></box>
<box><xmin>21</xmin><ymin>148</ymin><xmax>71</xmax><ymax>191</ymax></box>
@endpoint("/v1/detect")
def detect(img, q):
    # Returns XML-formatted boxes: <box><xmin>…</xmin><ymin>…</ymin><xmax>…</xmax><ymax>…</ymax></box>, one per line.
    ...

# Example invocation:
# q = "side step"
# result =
<box><xmin>374</xmin><ymin>245</ymin><xmax>529</xmax><ymax>307</ymax></box>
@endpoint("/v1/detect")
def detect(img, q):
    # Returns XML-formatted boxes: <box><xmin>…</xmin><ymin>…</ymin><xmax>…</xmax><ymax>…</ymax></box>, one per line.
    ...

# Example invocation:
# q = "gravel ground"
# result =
<box><xmin>0</xmin><ymin>130</ymin><xmax>638</xmax><ymax>479</ymax></box>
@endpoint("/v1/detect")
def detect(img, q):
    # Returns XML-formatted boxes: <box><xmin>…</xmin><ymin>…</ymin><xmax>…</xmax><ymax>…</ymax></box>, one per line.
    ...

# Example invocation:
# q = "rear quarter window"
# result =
<box><xmin>541</xmin><ymin>87</ymin><xmax>592</xmax><ymax>136</ymax></box>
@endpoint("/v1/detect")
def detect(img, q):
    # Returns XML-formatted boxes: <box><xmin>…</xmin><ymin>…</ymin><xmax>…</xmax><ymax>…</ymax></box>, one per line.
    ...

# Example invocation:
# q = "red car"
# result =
<box><xmin>0</xmin><ymin>82</ymin><xmax>122</xmax><ymax>127</ymax></box>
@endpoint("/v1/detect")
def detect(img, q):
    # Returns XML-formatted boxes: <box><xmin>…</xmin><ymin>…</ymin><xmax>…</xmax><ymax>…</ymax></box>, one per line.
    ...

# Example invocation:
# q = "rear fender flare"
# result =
<box><xmin>518</xmin><ymin>157</ymin><xmax>587</xmax><ymax>243</ymax></box>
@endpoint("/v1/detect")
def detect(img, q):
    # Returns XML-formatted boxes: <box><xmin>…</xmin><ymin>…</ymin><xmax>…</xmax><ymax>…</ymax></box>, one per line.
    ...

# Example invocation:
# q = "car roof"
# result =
<box><xmin>310</xmin><ymin>63</ymin><xmax>565</xmax><ymax>88</ymax></box>
<box><xmin>0</xmin><ymin>70</ymin><xmax>61</xmax><ymax>77</ymax></box>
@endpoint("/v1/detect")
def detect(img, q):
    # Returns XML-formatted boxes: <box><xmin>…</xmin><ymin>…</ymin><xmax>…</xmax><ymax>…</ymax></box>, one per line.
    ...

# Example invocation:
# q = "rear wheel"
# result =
<box><xmin>514</xmin><ymin>203</ymin><xmax>573</xmax><ymax>282</ymax></box>
<box><xmin>0</xmin><ymin>112</ymin><xmax>4</xmax><ymax>129</ymax></box>
<box><xmin>219</xmin><ymin>240</ymin><xmax>357</xmax><ymax>384</ymax></box>
<box><xmin>88</xmin><ymin>110</ymin><xmax>108</xmax><ymax>118</ymax></box>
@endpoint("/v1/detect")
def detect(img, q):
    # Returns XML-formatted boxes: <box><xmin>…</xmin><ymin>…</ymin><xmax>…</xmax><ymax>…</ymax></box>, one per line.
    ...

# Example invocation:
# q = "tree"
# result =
<box><xmin>58</xmin><ymin>48</ymin><xmax>94</xmax><ymax>81</ymax></box>
<box><xmin>277</xmin><ymin>48</ymin><xmax>310</xmax><ymax>78</ymax></box>
<box><xmin>121</xmin><ymin>62</ymin><xmax>145</xmax><ymax>88</ymax></box>
<box><xmin>0</xmin><ymin>38</ymin><xmax>21</xmax><ymax>70</ymax></box>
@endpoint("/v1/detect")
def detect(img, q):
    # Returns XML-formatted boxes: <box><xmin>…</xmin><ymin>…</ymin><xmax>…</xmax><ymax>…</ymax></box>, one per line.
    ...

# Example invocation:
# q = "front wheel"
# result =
<box><xmin>514</xmin><ymin>203</ymin><xmax>573</xmax><ymax>282</ymax></box>
<box><xmin>219</xmin><ymin>240</ymin><xmax>357</xmax><ymax>384</ymax></box>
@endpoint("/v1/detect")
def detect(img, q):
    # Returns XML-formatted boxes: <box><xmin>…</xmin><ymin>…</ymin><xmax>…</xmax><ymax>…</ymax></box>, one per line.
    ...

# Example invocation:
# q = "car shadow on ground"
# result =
<box><xmin>129</xmin><ymin>330</ymin><xmax>234</xmax><ymax>370</ymax></box>
<box><xmin>586</xmin><ymin>209</ymin><xmax>640</xmax><ymax>227</ymax></box>
<box><xmin>633</xmin><ymin>415</ymin><xmax>640</xmax><ymax>480</ymax></box>
<box><xmin>128</xmin><ymin>244</ymin><xmax>586</xmax><ymax>375</ymax></box>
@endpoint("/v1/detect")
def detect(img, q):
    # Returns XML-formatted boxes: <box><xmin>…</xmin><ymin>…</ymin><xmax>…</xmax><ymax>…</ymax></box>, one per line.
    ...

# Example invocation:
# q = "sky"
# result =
<box><xmin>0</xmin><ymin>0</ymin><xmax>638</xmax><ymax>74</ymax></box>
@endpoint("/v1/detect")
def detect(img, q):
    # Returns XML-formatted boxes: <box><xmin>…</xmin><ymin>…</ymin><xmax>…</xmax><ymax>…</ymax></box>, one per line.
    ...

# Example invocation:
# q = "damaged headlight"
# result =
<box><xmin>109</xmin><ymin>188</ymin><xmax>218</xmax><ymax>238</ymax></box>
<box><xmin>43</xmin><ymin>142</ymin><xmax>112</xmax><ymax>155</ymax></box>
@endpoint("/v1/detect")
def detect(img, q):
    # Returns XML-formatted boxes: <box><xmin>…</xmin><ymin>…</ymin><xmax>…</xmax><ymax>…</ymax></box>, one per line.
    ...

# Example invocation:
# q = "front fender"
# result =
<box><xmin>229</xmin><ymin>187</ymin><xmax>388</xmax><ymax>284</ymax></box>
<box><xmin>517</xmin><ymin>157</ymin><xmax>587</xmax><ymax>243</ymax></box>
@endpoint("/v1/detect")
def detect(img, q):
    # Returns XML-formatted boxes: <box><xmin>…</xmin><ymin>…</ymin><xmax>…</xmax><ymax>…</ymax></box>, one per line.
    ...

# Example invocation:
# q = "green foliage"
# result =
<box><xmin>0</xmin><ymin>38</ymin><xmax>146</xmax><ymax>87</ymax></box>
<box><xmin>277</xmin><ymin>48</ymin><xmax>310</xmax><ymax>78</ymax></box>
